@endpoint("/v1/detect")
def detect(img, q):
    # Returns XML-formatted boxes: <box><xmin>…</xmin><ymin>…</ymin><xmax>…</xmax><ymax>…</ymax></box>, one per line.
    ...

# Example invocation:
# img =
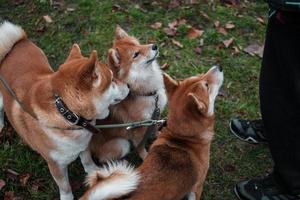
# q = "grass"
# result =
<box><xmin>0</xmin><ymin>0</ymin><xmax>272</xmax><ymax>199</ymax></box>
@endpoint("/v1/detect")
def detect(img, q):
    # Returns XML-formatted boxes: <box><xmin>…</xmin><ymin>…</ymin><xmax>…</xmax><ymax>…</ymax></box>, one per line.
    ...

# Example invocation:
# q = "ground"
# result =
<box><xmin>0</xmin><ymin>0</ymin><xmax>272</xmax><ymax>199</ymax></box>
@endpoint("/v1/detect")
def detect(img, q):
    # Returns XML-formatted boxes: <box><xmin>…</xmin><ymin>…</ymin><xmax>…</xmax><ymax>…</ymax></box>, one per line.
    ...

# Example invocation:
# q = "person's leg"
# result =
<box><xmin>260</xmin><ymin>11</ymin><xmax>300</xmax><ymax>194</ymax></box>
<box><xmin>235</xmin><ymin>11</ymin><xmax>300</xmax><ymax>200</ymax></box>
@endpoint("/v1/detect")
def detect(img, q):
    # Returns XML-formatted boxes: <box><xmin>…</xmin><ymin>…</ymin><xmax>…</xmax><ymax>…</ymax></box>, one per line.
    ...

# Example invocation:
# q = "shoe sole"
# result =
<box><xmin>229</xmin><ymin>121</ymin><xmax>260</xmax><ymax>145</ymax></box>
<box><xmin>234</xmin><ymin>185</ymin><xmax>248</xmax><ymax>200</ymax></box>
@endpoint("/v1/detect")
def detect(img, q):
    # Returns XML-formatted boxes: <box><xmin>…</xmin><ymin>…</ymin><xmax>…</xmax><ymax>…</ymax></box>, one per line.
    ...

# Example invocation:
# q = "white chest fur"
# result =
<box><xmin>42</xmin><ymin>126</ymin><xmax>92</xmax><ymax>164</ymax></box>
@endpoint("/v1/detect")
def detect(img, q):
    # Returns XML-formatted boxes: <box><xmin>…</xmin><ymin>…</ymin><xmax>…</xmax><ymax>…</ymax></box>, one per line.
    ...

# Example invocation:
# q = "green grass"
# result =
<box><xmin>0</xmin><ymin>0</ymin><xmax>272</xmax><ymax>199</ymax></box>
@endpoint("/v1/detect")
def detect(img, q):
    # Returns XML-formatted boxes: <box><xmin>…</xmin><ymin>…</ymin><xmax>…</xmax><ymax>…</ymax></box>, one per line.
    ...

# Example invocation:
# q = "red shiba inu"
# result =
<box><xmin>0</xmin><ymin>22</ymin><xmax>129</xmax><ymax>200</ymax></box>
<box><xmin>81</xmin><ymin>66</ymin><xmax>224</xmax><ymax>200</ymax></box>
<box><xmin>89</xmin><ymin>26</ymin><xmax>167</xmax><ymax>161</ymax></box>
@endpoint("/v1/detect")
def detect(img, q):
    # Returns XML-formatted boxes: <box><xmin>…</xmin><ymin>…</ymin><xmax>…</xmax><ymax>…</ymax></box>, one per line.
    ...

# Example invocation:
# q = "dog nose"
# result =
<box><xmin>152</xmin><ymin>44</ymin><xmax>158</xmax><ymax>51</ymax></box>
<box><xmin>217</xmin><ymin>65</ymin><xmax>223</xmax><ymax>72</ymax></box>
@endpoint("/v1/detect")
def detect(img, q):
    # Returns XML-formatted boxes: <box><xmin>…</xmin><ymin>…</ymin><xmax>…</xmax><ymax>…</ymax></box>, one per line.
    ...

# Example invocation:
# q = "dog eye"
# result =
<box><xmin>133</xmin><ymin>51</ymin><xmax>140</xmax><ymax>59</ymax></box>
<box><xmin>205</xmin><ymin>82</ymin><xmax>209</xmax><ymax>90</ymax></box>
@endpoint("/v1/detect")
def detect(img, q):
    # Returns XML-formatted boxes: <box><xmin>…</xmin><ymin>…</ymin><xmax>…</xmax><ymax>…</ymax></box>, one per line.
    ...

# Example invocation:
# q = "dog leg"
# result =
<box><xmin>79</xmin><ymin>149</ymin><xmax>99</xmax><ymax>174</ymax></box>
<box><xmin>0</xmin><ymin>92</ymin><xmax>5</xmax><ymax>132</ymax></box>
<box><xmin>98</xmin><ymin>138</ymin><xmax>130</xmax><ymax>162</ymax></box>
<box><xmin>48</xmin><ymin>161</ymin><xmax>73</xmax><ymax>200</ymax></box>
<box><xmin>192</xmin><ymin>183</ymin><xmax>204</xmax><ymax>200</ymax></box>
<box><xmin>138</xmin><ymin>147</ymin><xmax>148</xmax><ymax>160</ymax></box>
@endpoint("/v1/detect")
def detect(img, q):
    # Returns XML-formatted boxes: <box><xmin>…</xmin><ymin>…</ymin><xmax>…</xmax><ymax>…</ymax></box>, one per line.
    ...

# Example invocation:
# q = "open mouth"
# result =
<box><xmin>146</xmin><ymin>51</ymin><xmax>159</xmax><ymax>64</ymax></box>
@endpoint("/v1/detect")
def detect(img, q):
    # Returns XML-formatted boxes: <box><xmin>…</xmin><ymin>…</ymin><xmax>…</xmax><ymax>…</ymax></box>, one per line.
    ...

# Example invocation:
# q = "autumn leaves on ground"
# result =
<box><xmin>0</xmin><ymin>0</ymin><xmax>271</xmax><ymax>199</ymax></box>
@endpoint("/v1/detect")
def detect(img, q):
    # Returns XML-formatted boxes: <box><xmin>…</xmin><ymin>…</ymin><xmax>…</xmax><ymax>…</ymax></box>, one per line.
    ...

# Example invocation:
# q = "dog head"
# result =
<box><xmin>53</xmin><ymin>44</ymin><xmax>129</xmax><ymax>120</ymax></box>
<box><xmin>107</xmin><ymin>26</ymin><xmax>163</xmax><ymax>95</ymax></box>
<box><xmin>163</xmin><ymin>66</ymin><xmax>223</xmax><ymax>137</ymax></box>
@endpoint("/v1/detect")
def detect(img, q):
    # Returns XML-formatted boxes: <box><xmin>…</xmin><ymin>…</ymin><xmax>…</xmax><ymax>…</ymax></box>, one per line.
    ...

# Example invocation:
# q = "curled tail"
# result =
<box><xmin>81</xmin><ymin>161</ymin><xmax>140</xmax><ymax>200</ymax></box>
<box><xmin>0</xmin><ymin>21</ymin><xmax>26</xmax><ymax>62</ymax></box>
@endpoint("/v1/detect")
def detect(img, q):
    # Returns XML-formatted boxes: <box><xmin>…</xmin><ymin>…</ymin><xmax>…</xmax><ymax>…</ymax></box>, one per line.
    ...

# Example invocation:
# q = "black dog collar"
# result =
<box><xmin>54</xmin><ymin>94</ymin><xmax>101</xmax><ymax>134</ymax></box>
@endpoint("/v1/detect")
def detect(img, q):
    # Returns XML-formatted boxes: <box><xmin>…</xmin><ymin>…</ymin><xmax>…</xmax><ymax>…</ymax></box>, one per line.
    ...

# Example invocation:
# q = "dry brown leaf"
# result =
<box><xmin>172</xmin><ymin>39</ymin><xmax>183</xmax><ymax>48</ymax></box>
<box><xmin>161</xmin><ymin>63</ymin><xmax>170</xmax><ymax>70</ymax></box>
<box><xmin>223</xmin><ymin>38</ymin><xmax>234</xmax><ymax>48</ymax></box>
<box><xmin>163</xmin><ymin>27</ymin><xmax>176</xmax><ymax>36</ymax></box>
<box><xmin>225</xmin><ymin>22</ymin><xmax>235</xmax><ymax>29</ymax></box>
<box><xmin>150</xmin><ymin>22</ymin><xmax>162</xmax><ymax>29</ymax></box>
<box><xmin>217</xmin><ymin>27</ymin><xmax>228</xmax><ymax>35</ymax></box>
<box><xmin>200</xmin><ymin>11</ymin><xmax>210</xmax><ymax>20</ymax></box>
<box><xmin>19</xmin><ymin>173</ymin><xmax>31</xmax><ymax>186</ymax></box>
<box><xmin>177</xmin><ymin>18</ymin><xmax>187</xmax><ymax>26</ymax></box>
<box><xmin>168</xmin><ymin>20</ymin><xmax>178</xmax><ymax>29</ymax></box>
<box><xmin>187</xmin><ymin>27</ymin><xmax>204</xmax><ymax>39</ymax></box>
<box><xmin>112</xmin><ymin>4</ymin><xmax>121</xmax><ymax>12</ymax></box>
<box><xmin>244</xmin><ymin>43</ymin><xmax>264</xmax><ymax>58</ymax></box>
<box><xmin>0</xmin><ymin>179</ymin><xmax>5</xmax><ymax>191</ymax></box>
<box><xmin>169</xmin><ymin>0</ymin><xmax>180</xmax><ymax>9</ymax></box>
<box><xmin>214</xmin><ymin>20</ymin><xmax>220</xmax><ymax>28</ymax></box>
<box><xmin>43</xmin><ymin>15</ymin><xmax>53</xmax><ymax>23</ymax></box>
<box><xmin>256</xmin><ymin>17</ymin><xmax>265</xmax><ymax>25</ymax></box>
<box><xmin>232</xmin><ymin>46</ymin><xmax>240</xmax><ymax>54</ymax></box>
<box><xmin>194</xmin><ymin>47</ymin><xmax>202</xmax><ymax>55</ymax></box>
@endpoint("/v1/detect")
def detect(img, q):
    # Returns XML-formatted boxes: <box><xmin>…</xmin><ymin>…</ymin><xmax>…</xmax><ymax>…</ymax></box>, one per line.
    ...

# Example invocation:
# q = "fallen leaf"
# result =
<box><xmin>217</xmin><ymin>27</ymin><xmax>228</xmax><ymax>35</ymax></box>
<box><xmin>185</xmin><ymin>0</ymin><xmax>198</xmax><ymax>4</ymax></box>
<box><xmin>112</xmin><ymin>4</ymin><xmax>121</xmax><ymax>12</ymax></box>
<box><xmin>43</xmin><ymin>15</ymin><xmax>53</xmax><ymax>23</ymax></box>
<box><xmin>177</xmin><ymin>18</ymin><xmax>187</xmax><ymax>26</ymax></box>
<box><xmin>244</xmin><ymin>43</ymin><xmax>264</xmax><ymax>58</ymax></box>
<box><xmin>256</xmin><ymin>17</ymin><xmax>265</xmax><ymax>25</ymax></box>
<box><xmin>14</xmin><ymin>0</ymin><xmax>24</xmax><ymax>5</ymax></box>
<box><xmin>187</xmin><ymin>27</ymin><xmax>204</xmax><ymax>39</ymax></box>
<box><xmin>50</xmin><ymin>0</ymin><xmax>65</xmax><ymax>9</ymax></box>
<box><xmin>225</xmin><ymin>22</ymin><xmax>235</xmax><ymax>29</ymax></box>
<box><xmin>161</xmin><ymin>63</ymin><xmax>169</xmax><ymax>70</ymax></box>
<box><xmin>232</xmin><ymin>46</ymin><xmax>240</xmax><ymax>54</ymax></box>
<box><xmin>169</xmin><ymin>0</ymin><xmax>180</xmax><ymax>9</ymax></box>
<box><xmin>0</xmin><ymin>179</ymin><xmax>5</xmax><ymax>191</ymax></box>
<box><xmin>220</xmin><ymin>0</ymin><xmax>240</xmax><ymax>6</ymax></box>
<box><xmin>163</xmin><ymin>27</ymin><xmax>176</xmax><ymax>36</ymax></box>
<box><xmin>172</xmin><ymin>39</ymin><xmax>183</xmax><ymax>48</ymax></box>
<box><xmin>31</xmin><ymin>178</ymin><xmax>44</xmax><ymax>193</ymax></box>
<box><xmin>150</xmin><ymin>22</ymin><xmax>162</xmax><ymax>29</ymax></box>
<box><xmin>223</xmin><ymin>38</ymin><xmax>234</xmax><ymax>48</ymax></box>
<box><xmin>194</xmin><ymin>47</ymin><xmax>202</xmax><ymax>55</ymax></box>
<box><xmin>168</xmin><ymin>19</ymin><xmax>178</xmax><ymax>29</ymax></box>
<box><xmin>224</xmin><ymin>164</ymin><xmax>236</xmax><ymax>172</ymax></box>
<box><xmin>19</xmin><ymin>173</ymin><xmax>31</xmax><ymax>186</ymax></box>
<box><xmin>200</xmin><ymin>11</ymin><xmax>210</xmax><ymax>20</ymax></box>
<box><xmin>214</xmin><ymin>20</ymin><xmax>220</xmax><ymax>28</ymax></box>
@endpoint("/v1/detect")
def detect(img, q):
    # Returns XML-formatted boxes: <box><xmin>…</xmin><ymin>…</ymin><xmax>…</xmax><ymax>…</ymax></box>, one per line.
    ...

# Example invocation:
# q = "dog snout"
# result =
<box><xmin>152</xmin><ymin>44</ymin><xmax>158</xmax><ymax>51</ymax></box>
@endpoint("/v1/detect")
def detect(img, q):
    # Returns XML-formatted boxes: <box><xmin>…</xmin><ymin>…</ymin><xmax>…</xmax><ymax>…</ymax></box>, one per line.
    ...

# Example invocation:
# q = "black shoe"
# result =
<box><xmin>234</xmin><ymin>174</ymin><xmax>300</xmax><ymax>200</ymax></box>
<box><xmin>229</xmin><ymin>118</ymin><xmax>267</xmax><ymax>144</ymax></box>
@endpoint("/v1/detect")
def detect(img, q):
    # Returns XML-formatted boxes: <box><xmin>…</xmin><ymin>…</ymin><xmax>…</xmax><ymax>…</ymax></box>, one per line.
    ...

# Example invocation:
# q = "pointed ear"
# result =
<box><xmin>188</xmin><ymin>93</ymin><xmax>207</xmax><ymax>114</ymax></box>
<box><xmin>163</xmin><ymin>73</ymin><xmax>178</xmax><ymax>97</ymax></box>
<box><xmin>80</xmin><ymin>50</ymin><xmax>101</xmax><ymax>88</ymax></box>
<box><xmin>65</xmin><ymin>43</ymin><xmax>83</xmax><ymax>62</ymax></box>
<box><xmin>115</xmin><ymin>25</ymin><xmax>129</xmax><ymax>40</ymax></box>
<box><xmin>108</xmin><ymin>48</ymin><xmax>120</xmax><ymax>68</ymax></box>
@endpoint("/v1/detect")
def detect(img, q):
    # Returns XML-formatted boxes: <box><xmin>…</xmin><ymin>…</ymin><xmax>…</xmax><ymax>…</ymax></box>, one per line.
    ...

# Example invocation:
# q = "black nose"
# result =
<box><xmin>152</xmin><ymin>44</ymin><xmax>158</xmax><ymax>51</ymax></box>
<box><xmin>217</xmin><ymin>65</ymin><xmax>223</xmax><ymax>72</ymax></box>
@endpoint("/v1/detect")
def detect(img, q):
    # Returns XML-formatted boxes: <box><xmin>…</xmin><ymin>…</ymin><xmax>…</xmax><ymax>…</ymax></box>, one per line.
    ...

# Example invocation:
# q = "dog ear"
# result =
<box><xmin>188</xmin><ymin>93</ymin><xmax>207</xmax><ymax>114</ymax></box>
<box><xmin>80</xmin><ymin>50</ymin><xmax>101</xmax><ymax>89</ymax></box>
<box><xmin>65</xmin><ymin>43</ymin><xmax>83</xmax><ymax>62</ymax></box>
<box><xmin>115</xmin><ymin>25</ymin><xmax>129</xmax><ymax>40</ymax></box>
<box><xmin>108</xmin><ymin>48</ymin><xmax>120</xmax><ymax>68</ymax></box>
<box><xmin>163</xmin><ymin>73</ymin><xmax>178</xmax><ymax>97</ymax></box>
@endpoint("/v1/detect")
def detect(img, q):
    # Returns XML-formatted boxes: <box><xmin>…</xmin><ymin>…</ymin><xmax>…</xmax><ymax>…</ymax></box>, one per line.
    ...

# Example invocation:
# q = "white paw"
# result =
<box><xmin>187</xmin><ymin>192</ymin><xmax>196</xmax><ymax>200</ymax></box>
<box><xmin>60</xmin><ymin>192</ymin><xmax>74</xmax><ymax>200</ymax></box>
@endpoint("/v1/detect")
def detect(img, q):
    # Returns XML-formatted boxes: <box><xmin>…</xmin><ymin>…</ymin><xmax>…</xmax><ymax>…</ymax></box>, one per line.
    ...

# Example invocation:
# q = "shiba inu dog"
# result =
<box><xmin>89</xmin><ymin>26</ymin><xmax>167</xmax><ymax>161</ymax></box>
<box><xmin>81</xmin><ymin>66</ymin><xmax>224</xmax><ymax>200</ymax></box>
<box><xmin>0</xmin><ymin>21</ymin><xmax>129</xmax><ymax>200</ymax></box>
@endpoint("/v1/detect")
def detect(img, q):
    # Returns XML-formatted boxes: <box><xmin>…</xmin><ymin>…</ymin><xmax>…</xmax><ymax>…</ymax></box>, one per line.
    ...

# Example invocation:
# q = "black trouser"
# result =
<box><xmin>260</xmin><ymin>11</ymin><xmax>300</xmax><ymax>194</ymax></box>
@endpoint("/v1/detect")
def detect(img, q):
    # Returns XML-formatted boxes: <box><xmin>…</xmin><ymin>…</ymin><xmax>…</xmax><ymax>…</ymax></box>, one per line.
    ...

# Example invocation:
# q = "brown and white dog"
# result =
<box><xmin>81</xmin><ymin>66</ymin><xmax>224</xmax><ymax>200</ymax></box>
<box><xmin>89</xmin><ymin>26</ymin><xmax>167</xmax><ymax>161</ymax></box>
<box><xmin>0</xmin><ymin>22</ymin><xmax>129</xmax><ymax>200</ymax></box>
